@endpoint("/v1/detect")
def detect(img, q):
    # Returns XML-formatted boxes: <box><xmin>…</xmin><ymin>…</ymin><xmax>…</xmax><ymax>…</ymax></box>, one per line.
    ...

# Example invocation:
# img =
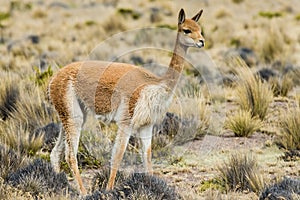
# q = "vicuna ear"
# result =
<box><xmin>192</xmin><ymin>9</ymin><xmax>203</xmax><ymax>22</ymax></box>
<box><xmin>178</xmin><ymin>8</ymin><xmax>185</xmax><ymax>24</ymax></box>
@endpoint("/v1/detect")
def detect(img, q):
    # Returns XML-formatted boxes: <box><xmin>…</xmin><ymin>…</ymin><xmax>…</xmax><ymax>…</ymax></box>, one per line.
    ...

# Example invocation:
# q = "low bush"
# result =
<box><xmin>87</xmin><ymin>168</ymin><xmax>181</xmax><ymax>200</ymax></box>
<box><xmin>259</xmin><ymin>177</ymin><xmax>300</xmax><ymax>200</ymax></box>
<box><xmin>6</xmin><ymin>159</ymin><xmax>76</xmax><ymax>198</ymax></box>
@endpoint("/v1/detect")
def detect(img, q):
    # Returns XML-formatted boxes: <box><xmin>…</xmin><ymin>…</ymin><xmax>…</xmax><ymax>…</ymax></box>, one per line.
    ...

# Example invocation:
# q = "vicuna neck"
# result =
<box><xmin>163</xmin><ymin>33</ymin><xmax>188</xmax><ymax>89</ymax></box>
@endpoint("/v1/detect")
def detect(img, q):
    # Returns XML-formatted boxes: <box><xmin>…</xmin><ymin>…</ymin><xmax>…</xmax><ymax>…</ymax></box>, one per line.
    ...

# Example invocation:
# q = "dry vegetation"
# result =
<box><xmin>0</xmin><ymin>0</ymin><xmax>299</xmax><ymax>199</ymax></box>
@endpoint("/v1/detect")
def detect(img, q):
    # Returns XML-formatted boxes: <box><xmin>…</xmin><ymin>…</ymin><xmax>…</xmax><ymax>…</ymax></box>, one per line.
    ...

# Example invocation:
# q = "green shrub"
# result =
<box><xmin>232</xmin><ymin>0</ymin><xmax>244</xmax><ymax>3</ymax></box>
<box><xmin>117</xmin><ymin>8</ymin><xmax>141</xmax><ymax>20</ymax></box>
<box><xmin>225</xmin><ymin>110</ymin><xmax>262</xmax><ymax>137</ymax></box>
<box><xmin>259</xmin><ymin>11</ymin><xmax>282</xmax><ymax>19</ymax></box>
<box><xmin>218</xmin><ymin>153</ymin><xmax>264</xmax><ymax>193</ymax></box>
<box><xmin>32</xmin><ymin>66</ymin><xmax>53</xmax><ymax>88</ymax></box>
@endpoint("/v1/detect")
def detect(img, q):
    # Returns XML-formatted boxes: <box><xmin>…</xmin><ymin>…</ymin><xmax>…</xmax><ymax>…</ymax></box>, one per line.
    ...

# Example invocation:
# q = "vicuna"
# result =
<box><xmin>48</xmin><ymin>8</ymin><xmax>205</xmax><ymax>194</ymax></box>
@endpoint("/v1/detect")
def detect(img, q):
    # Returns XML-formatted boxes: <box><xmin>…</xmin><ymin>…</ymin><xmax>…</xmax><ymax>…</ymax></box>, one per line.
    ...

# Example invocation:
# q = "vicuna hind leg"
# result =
<box><xmin>140</xmin><ymin>125</ymin><xmax>153</xmax><ymax>174</ymax></box>
<box><xmin>106</xmin><ymin>125</ymin><xmax>131</xmax><ymax>190</ymax></box>
<box><xmin>50</xmin><ymin>125</ymin><xmax>65</xmax><ymax>172</ymax></box>
<box><xmin>63</xmin><ymin>95</ymin><xmax>87</xmax><ymax>194</ymax></box>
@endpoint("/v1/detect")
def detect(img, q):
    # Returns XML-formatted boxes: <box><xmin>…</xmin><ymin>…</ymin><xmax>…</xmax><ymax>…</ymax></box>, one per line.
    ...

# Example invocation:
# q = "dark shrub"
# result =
<box><xmin>6</xmin><ymin>159</ymin><xmax>76</xmax><ymax>197</ymax></box>
<box><xmin>260</xmin><ymin>177</ymin><xmax>300</xmax><ymax>200</ymax></box>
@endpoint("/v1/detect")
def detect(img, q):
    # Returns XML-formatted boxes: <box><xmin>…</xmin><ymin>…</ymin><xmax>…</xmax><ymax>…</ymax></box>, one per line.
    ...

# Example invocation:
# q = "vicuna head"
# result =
<box><xmin>177</xmin><ymin>9</ymin><xmax>205</xmax><ymax>48</ymax></box>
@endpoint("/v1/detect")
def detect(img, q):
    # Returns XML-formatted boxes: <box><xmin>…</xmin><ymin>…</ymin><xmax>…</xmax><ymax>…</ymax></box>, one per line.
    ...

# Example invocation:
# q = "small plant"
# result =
<box><xmin>117</xmin><ymin>8</ymin><xmax>141</xmax><ymax>20</ymax></box>
<box><xmin>231</xmin><ymin>58</ymin><xmax>273</xmax><ymax>120</ymax></box>
<box><xmin>225</xmin><ymin>110</ymin><xmax>262</xmax><ymax>137</ymax></box>
<box><xmin>258</xmin><ymin>11</ymin><xmax>282</xmax><ymax>19</ymax></box>
<box><xmin>32</xmin><ymin>66</ymin><xmax>53</xmax><ymax>88</ymax></box>
<box><xmin>218</xmin><ymin>153</ymin><xmax>264</xmax><ymax>193</ymax></box>
<box><xmin>279</xmin><ymin>108</ymin><xmax>300</xmax><ymax>150</ymax></box>
<box><xmin>295</xmin><ymin>14</ymin><xmax>300</xmax><ymax>21</ymax></box>
<box><xmin>85</xmin><ymin>20</ymin><xmax>97</xmax><ymax>26</ymax></box>
<box><xmin>156</xmin><ymin>24</ymin><xmax>177</xmax><ymax>30</ymax></box>
<box><xmin>232</xmin><ymin>0</ymin><xmax>244</xmax><ymax>3</ymax></box>
<box><xmin>199</xmin><ymin>178</ymin><xmax>225</xmax><ymax>192</ymax></box>
<box><xmin>0</xmin><ymin>11</ymin><xmax>10</xmax><ymax>43</ymax></box>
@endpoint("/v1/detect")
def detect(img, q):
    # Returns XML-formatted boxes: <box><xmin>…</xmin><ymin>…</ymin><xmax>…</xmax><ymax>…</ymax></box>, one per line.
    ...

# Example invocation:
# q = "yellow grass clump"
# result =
<box><xmin>230</xmin><ymin>57</ymin><xmax>273</xmax><ymax>120</ymax></box>
<box><xmin>225</xmin><ymin>110</ymin><xmax>262</xmax><ymax>137</ymax></box>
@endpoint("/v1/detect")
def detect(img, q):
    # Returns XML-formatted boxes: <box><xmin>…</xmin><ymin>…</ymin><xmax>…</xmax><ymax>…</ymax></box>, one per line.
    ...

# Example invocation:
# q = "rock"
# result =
<box><xmin>225</xmin><ymin>47</ymin><xmax>259</xmax><ymax>67</ymax></box>
<box><xmin>26</xmin><ymin>35</ymin><xmax>39</xmax><ymax>44</ymax></box>
<box><xmin>256</xmin><ymin>68</ymin><xmax>278</xmax><ymax>81</ymax></box>
<box><xmin>153</xmin><ymin>112</ymin><xmax>180</xmax><ymax>137</ymax></box>
<box><xmin>48</xmin><ymin>2</ymin><xmax>70</xmax><ymax>9</ymax></box>
<box><xmin>34</xmin><ymin>122</ymin><xmax>60</xmax><ymax>151</ymax></box>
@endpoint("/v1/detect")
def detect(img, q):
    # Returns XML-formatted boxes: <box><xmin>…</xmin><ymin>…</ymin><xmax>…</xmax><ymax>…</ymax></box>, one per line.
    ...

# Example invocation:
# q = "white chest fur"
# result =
<box><xmin>131</xmin><ymin>83</ymin><xmax>173</xmax><ymax>129</ymax></box>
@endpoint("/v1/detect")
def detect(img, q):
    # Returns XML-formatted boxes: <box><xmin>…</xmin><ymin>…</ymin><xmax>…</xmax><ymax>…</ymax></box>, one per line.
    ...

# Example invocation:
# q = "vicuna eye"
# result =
<box><xmin>183</xmin><ymin>29</ymin><xmax>192</xmax><ymax>34</ymax></box>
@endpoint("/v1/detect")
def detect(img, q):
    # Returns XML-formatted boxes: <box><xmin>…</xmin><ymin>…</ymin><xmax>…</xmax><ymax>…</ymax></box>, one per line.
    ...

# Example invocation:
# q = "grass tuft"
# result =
<box><xmin>259</xmin><ymin>25</ymin><xmax>285</xmax><ymax>63</ymax></box>
<box><xmin>0</xmin><ymin>76</ymin><xmax>19</xmax><ymax>120</ymax></box>
<box><xmin>230</xmin><ymin>57</ymin><xmax>273</xmax><ymax>120</ymax></box>
<box><xmin>218</xmin><ymin>153</ymin><xmax>264</xmax><ymax>193</ymax></box>
<box><xmin>102</xmin><ymin>15</ymin><xmax>127</xmax><ymax>34</ymax></box>
<box><xmin>225</xmin><ymin>110</ymin><xmax>262</xmax><ymax>137</ymax></box>
<box><xmin>269</xmin><ymin>74</ymin><xmax>294</xmax><ymax>97</ymax></box>
<box><xmin>278</xmin><ymin>108</ymin><xmax>300</xmax><ymax>150</ymax></box>
<box><xmin>0</xmin><ymin>144</ymin><xmax>27</xmax><ymax>179</ymax></box>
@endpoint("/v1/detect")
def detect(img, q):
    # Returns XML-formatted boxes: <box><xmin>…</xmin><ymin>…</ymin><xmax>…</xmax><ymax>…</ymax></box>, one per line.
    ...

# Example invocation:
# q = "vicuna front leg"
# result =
<box><xmin>106</xmin><ymin>126</ymin><xmax>131</xmax><ymax>190</ymax></box>
<box><xmin>140</xmin><ymin>125</ymin><xmax>153</xmax><ymax>174</ymax></box>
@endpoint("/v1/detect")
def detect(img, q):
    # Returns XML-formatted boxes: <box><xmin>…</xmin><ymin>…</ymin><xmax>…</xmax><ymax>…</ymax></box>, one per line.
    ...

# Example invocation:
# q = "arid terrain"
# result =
<box><xmin>0</xmin><ymin>0</ymin><xmax>299</xmax><ymax>199</ymax></box>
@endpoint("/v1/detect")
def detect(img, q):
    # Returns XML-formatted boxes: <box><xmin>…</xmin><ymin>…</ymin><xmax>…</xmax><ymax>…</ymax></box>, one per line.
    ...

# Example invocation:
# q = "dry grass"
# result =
<box><xmin>269</xmin><ymin>74</ymin><xmax>294</xmax><ymax>97</ymax></box>
<box><xmin>0</xmin><ymin>75</ymin><xmax>57</xmax><ymax>156</ymax></box>
<box><xmin>0</xmin><ymin>73</ymin><xmax>19</xmax><ymax>121</ymax></box>
<box><xmin>218</xmin><ymin>153</ymin><xmax>264</xmax><ymax>193</ymax></box>
<box><xmin>259</xmin><ymin>23</ymin><xmax>285</xmax><ymax>63</ymax></box>
<box><xmin>278</xmin><ymin>107</ymin><xmax>300</xmax><ymax>150</ymax></box>
<box><xmin>225</xmin><ymin>110</ymin><xmax>262</xmax><ymax>137</ymax></box>
<box><xmin>231</xmin><ymin>58</ymin><xmax>273</xmax><ymax>120</ymax></box>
